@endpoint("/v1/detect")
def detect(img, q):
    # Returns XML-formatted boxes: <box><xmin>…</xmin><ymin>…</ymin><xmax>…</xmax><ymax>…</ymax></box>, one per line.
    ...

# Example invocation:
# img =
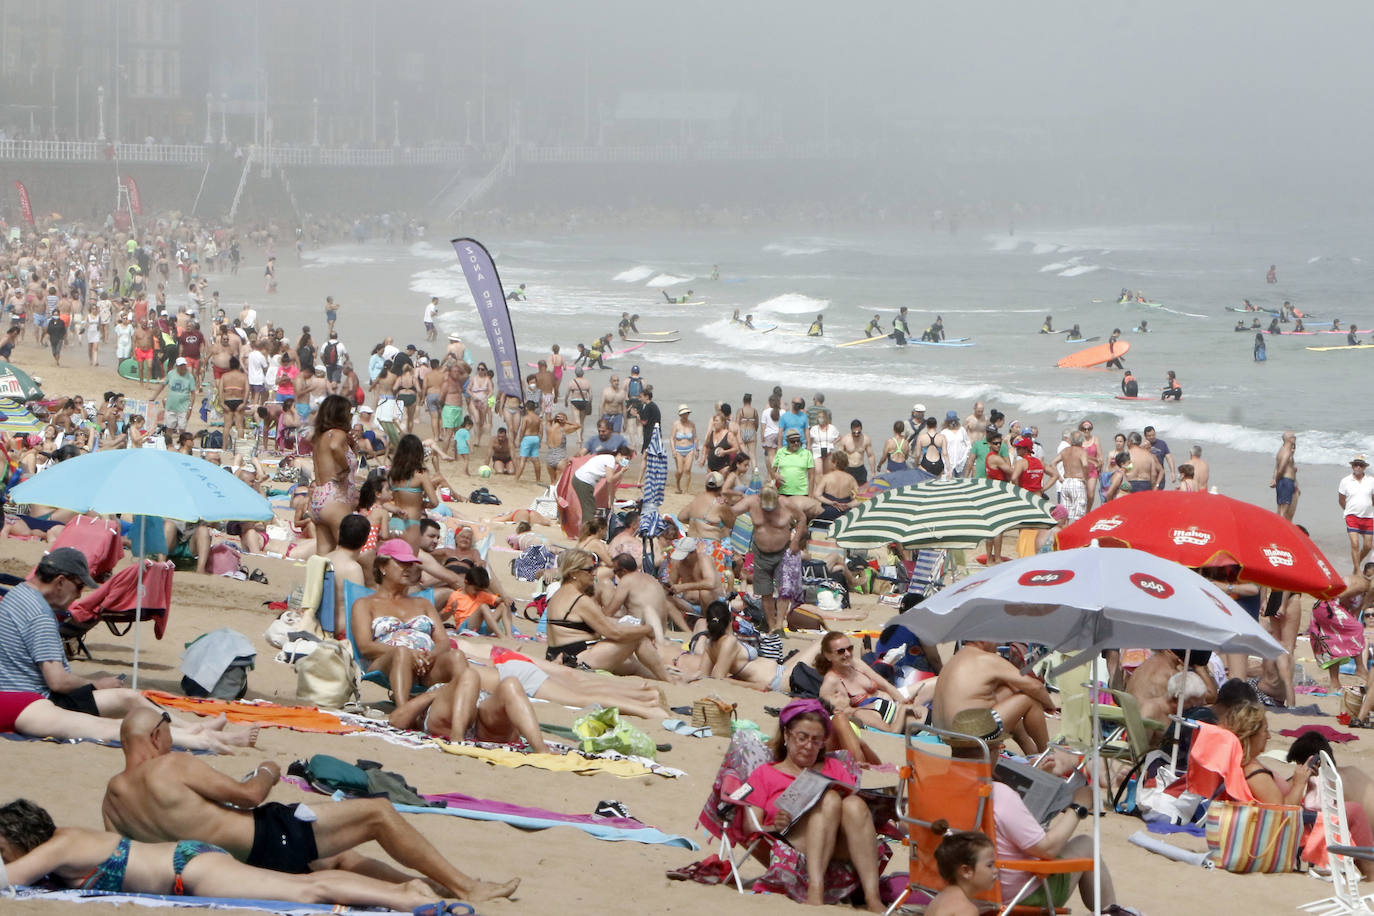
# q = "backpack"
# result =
<box><xmin>199</xmin><ymin>429</ymin><xmax>223</xmax><ymax>450</ymax></box>
<box><xmin>627</xmin><ymin>377</ymin><xmax>643</xmax><ymax>398</ymax></box>
<box><xmin>322</xmin><ymin>341</ymin><xmax>339</xmax><ymax>366</ymax></box>
<box><xmin>788</xmin><ymin>662</ymin><xmax>823</xmax><ymax>698</ymax></box>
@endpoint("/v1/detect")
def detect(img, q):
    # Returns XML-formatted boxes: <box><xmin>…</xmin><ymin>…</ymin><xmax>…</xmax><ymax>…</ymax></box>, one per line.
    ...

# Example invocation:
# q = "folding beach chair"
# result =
<box><xmin>340</xmin><ymin>579</ymin><xmax>432</xmax><ymax>697</ymax></box>
<box><xmin>60</xmin><ymin>560</ymin><xmax>174</xmax><ymax>661</ymax></box>
<box><xmin>896</xmin><ymin>720</ymin><xmax>1094</xmax><ymax>915</ymax></box>
<box><xmin>1301</xmin><ymin>752</ymin><xmax>1374</xmax><ymax>916</ymax></box>
<box><xmin>44</xmin><ymin>516</ymin><xmax>124</xmax><ymax>582</ymax></box>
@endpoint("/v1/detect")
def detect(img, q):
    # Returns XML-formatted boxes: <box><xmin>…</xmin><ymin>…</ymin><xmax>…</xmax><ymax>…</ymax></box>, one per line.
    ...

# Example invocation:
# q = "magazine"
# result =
<box><xmin>773</xmin><ymin>768</ymin><xmax>852</xmax><ymax>833</ymax></box>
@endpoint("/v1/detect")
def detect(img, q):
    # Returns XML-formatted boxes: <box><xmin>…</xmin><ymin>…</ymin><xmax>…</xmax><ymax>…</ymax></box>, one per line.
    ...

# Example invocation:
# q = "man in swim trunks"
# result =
<box><xmin>931</xmin><ymin>641</ymin><xmax>1057</xmax><ymax>756</ymax></box>
<box><xmin>438</xmin><ymin>363</ymin><xmax>469</xmax><ymax>443</ymax></box>
<box><xmin>102</xmin><ymin>708</ymin><xmax>518</xmax><ymax>901</ymax></box>
<box><xmin>600</xmin><ymin>374</ymin><xmax>626</xmax><ymax>433</ymax></box>
<box><xmin>734</xmin><ymin>485</ymin><xmax>805</xmax><ymax>632</ymax></box>
<box><xmin>1339</xmin><ymin>455</ymin><xmax>1374</xmax><ymax>573</ymax></box>
<box><xmin>837</xmin><ymin>419</ymin><xmax>874</xmax><ymax>486</ymax></box>
<box><xmin>324</xmin><ymin>295</ymin><xmax>340</xmax><ymax>333</ymax></box>
<box><xmin>132</xmin><ymin>319</ymin><xmax>157</xmax><ymax>382</ymax></box>
<box><xmin>512</xmin><ymin>400</ymin><xmax>544</xmax><ymax>484</ymax></box>
<box><xmin>1143</xmin><ymin>426</ymin><xmax>1175</xmax><ymax>489</ymax></box>
<box><xmin>679</xmin><ymin>471</ymin><xmax>739</xmax><ymax>584</ymax></box>
<box><xmin>962</xmin><ymin>401</ymin><xmax>987</xmax><ymax>445</ymax></box>
<box><xmin>534</xmin><ymin>360</ymin><xmax>556</xmax><ymax>416</ymax></box>
<box><xmin>1125</xmin><ymin>432</ymin><xmax>1161</xmax><ymax>492</ymax></box>
<box><xmin>1271</xmin><ymin>431</ymin><xmax>1299</xmax><ymax>521</ymax></box>
<box><xmin>565</xmin><ymin>367</ymin><xmax>593</xmax><ymax>430</ymax></box>
<box><xmin>1052</xmin><ymin>431</ymin><xmax>1090</xmax><ymax>521</ymax></box>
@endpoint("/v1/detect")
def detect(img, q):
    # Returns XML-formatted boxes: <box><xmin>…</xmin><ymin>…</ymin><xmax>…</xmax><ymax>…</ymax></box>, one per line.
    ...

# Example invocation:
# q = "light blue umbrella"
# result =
<box><xmin>9</xmin><ymin>449</ymin><xmax>273</xmax><ymax>686</ymax></box>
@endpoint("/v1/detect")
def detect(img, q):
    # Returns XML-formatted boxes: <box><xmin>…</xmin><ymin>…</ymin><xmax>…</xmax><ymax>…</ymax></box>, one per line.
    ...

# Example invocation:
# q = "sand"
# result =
<box><xmin>1</xmin><ymin>290</ymin><xmax>1365</xmax><ymax>916</ymax></box>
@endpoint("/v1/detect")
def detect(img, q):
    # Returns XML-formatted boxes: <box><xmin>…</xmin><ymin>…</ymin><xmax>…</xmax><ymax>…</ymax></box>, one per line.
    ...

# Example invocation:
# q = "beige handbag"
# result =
<box><xmin>690</xmin><ymin>695</ymin><xmax>737</xmax><ymax>736</ymax></box>
<box><xmin>295</xmin><ymin>639</ymin><xmax>361</xmax><ymax>709</ymax></box>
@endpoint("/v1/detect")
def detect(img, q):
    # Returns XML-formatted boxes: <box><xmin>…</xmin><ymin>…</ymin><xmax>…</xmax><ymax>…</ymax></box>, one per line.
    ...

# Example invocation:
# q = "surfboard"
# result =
<box><xmin>1114</xmin><ymin>395</ymin><xmax>1152</xmax><ymax>401</ymax></box>
<box><xmin>622</xmin><ymin>335</ymin><xmax>680</xmax><ymax>343</ymax></box>
<box><xmin>117</xmin><ymin>357</ymin><xmax>168</xmax><ymax>382</ymax></box>
<box><xmin>837</xmin><ymin>335</ymin><xmax>889</xmax><ymax>348</ymax></box>
<box><xmin>1225</xmin><ymin>306</ymin><xmax>1274</xmax><ymax>315</ymax></box>
<box><xmin>1064</xmin><ymin>336</ymin><xmax>1101</xmax><ymax>343</ymax></box>
<box><xmin>1058</xmin><ymin>340</ymin><xmax>1130</xmax><ymax>369</ymax></box>
<box><xmin>632</xmin><ymin>329</ymin><xmax>679</xmax><ymax>337</ymax></box>
<box><xmin>907</xmin><ymin>337</ymin><xmax>972</xmax><ymax>347</ymax></box>
<box><xmin>605</xmin><ymin>343</ymin><xmax>646</xmax><ymax>357</ymax></box>
<box><xmin>1306</xmin><ymin>344</ymin><xmax>1374</xmax><ymax>351</ymax></box>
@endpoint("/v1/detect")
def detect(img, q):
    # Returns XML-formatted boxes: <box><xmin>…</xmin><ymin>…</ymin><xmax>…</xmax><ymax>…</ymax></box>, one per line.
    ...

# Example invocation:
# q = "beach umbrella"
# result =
<box><xmin>1055</xmin><ymin>489</ymin><xmax>1345</xmax><ymax>598</ymax></box>
<box><xmin>854</xmin><ymin>466</ymin><xmax>933</xmax><ymax>501</ymax></box>
<box><xmin>893</xmin><ymin>545</ymin><xmax>1283</xmax><ymax>916</ymax></box>
<box><xmin>638</xmin><ymin>422</ymin><xmax>668</xmax><ymax>538</ymax></box>
<box><xmin>827</xmin><ymin>477</ymin><xmax>1053</xmax><ymax>549</ymax></box>
<box><xmin>9</xmin><ymin>449</ymin><xmax>273</xmax><ymax>687</ymax></box>
<box><xmin>0</xmin><ymin>361</ymin><xmax>43</xmax><ymax>401</ymax></box>
<box><xmin>0</xmin><ymin>399</ymin><xmax>44</xmax><ymax>437</ymax></box>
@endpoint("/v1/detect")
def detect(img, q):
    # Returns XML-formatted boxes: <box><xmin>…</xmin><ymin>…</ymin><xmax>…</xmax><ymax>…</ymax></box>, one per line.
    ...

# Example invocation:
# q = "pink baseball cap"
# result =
<box><xmin>377</xmin><ymin>539</ymin><xmax>420</xmax><ymax>563</ymax></box>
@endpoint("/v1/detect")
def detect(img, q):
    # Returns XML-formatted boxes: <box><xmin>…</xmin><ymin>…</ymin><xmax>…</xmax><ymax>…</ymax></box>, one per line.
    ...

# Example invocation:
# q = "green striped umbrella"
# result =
<box><xmin>826</xmin><ymin>477</ymin><xmax>1055</xmax><ymax>549</ymax></box>
<box><xmin>0</xmin><ymin>361</ymin><xmax>43</xmax><ymax>401</ymax></box>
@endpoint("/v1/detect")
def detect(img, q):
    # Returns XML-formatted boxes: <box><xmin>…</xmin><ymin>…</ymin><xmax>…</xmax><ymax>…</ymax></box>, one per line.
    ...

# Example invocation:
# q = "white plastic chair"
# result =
<box><xmin>1300</xmin><ymin>752</ymin><xmax>1374</xmax><ymax>915</ymax></box>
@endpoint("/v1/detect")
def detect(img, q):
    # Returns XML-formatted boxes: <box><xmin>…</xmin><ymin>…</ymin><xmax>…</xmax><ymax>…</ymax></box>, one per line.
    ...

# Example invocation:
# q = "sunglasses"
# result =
<box><xmin>150</xmin><ymin>710</ymin><xmax>171</xmax><ymax>738</ymax></box>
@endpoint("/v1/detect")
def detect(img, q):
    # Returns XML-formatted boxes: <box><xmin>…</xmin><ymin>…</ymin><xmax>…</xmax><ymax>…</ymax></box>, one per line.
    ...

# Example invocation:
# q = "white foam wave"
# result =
<box><xmin>407</xmin><ymin>242</ymin><xmax>453</xmax><ymax>262</ymax></box>
<box><xmin>697</xmin><ymin>318</ymin><xmax>824</xmax><ymax>356</ymax></box>
<box><xmin>1058</xmin><ymin>265</ymin><xmax>1101</xmax><ymax>278</ymax></box>
<box><xmin>1039</xmin><ymin>260</ymin><xmax>1075</xmax><ymax>273</ymax></box>
<box><xmin>763</xmin><ymin>242</ymin><xmax>828</xmax><ymax>256</ymax></box>
<box><xmin>1307</xmin><ymin>256</ymin><xmax>1322</xmax><ymax>264</ymax></box>
<box><xmin>756</xmin><ymin>293</ymin><xmax>831</xmax><ymax>315</ymax></box>
<box><xmin>988</xmin><ymin>237</ymin><xmax>1022</xmax><ymax>252</ymax></box>
<box><xmin>646</xmin><ymin>273</ymin><xmax>692</xmax><ymax>288</ymax></box>
<box><xmin>1032</xmin><ymin>243</ymin><xmax>1060</xmax><ymax>255</ymax></box>
<box><xmin>614</xmin><ymin>265</ymin><xmax>656</xmax><ymax>283</ymax></box>
<box><xmin>408</xmin><ymin>267</ymin><xmax>474</xmax><ymax>304</ymax></box>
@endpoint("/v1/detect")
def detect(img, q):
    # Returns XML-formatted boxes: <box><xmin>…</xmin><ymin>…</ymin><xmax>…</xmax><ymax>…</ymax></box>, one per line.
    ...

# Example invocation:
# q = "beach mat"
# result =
<box><xmin>437</xmin><ymin>739</ymin><xmax>684</xmax><ymax>778</ymax></box>
<box><xmin>145</xmin><ymin>690</ymin><xmax>364</xmax><ymax>735</ymax></box>
<box><xmin>7</xmin><ymin>885</ymin><xmax>394</xmax><ymax>914</ymax></box>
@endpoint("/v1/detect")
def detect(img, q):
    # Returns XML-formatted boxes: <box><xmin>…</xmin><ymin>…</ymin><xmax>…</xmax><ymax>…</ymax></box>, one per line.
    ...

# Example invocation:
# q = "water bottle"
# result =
<box><xmin>747</xmin><ymin>464</ymin><xmax>762</xmax><ymax>495</ymax></box>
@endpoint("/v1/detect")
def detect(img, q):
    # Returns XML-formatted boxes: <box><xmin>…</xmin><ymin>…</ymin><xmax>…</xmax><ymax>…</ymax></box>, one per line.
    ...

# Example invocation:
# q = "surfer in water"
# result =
<box><xmin>662</xmin><ymin>289</ymin><xmax>694</xmax><ymax>304</ymax></box>
<box><xmin>807</xmin><ymin>314</ymin><xmax>824</xmax><ymax>337</ymax></box>
<box><xmin>921</xmin><ymin>316</ymin><xmax>946</xmax><ymax>342</ymax></box>
<box><xmin>866</xmin><ymin>314</ymin><xmax>884</xmax><ymax>337</ymax></box>
<box><xmin>1234</xmin><ymin>321</ymin><xmax>1248</xmax><ymax>332</ymax></box>
<box><xmin>1349</xmin><ymin>325</ymin><xmax>1362</xmax><ymax>346</ymax></box>
<box><xmin>890</xmin><ymin>307</ymin><xmax>911</xmax><ymax>345</ymax></box>
<box><xmin>1267</xmin><ymin>264</ymin><xmax>1278</xmax><ymax>284</ymax></box>
<box><xmin>744</xmin><ymin>314</ymin><xmax>757</xmax><ymax>330</ymax></box>
<box><xmin>1121</xmin><ymin>370</ymin><xmax>1138</xmax><ymax>397</ymax></box>
<box><xmin>1117</xmin><ymin>288</ymin><xmax>1132</xmax><ymax>304</ymax></box>
<box><xmin>711</xmin><ymin>264</ymin><xmax>720</xmax><ymax>281</ymax></box>
<box><xmin>506</xmin><ymin>283</ymin><xmax>527</xmax><ymax>301</ymax></box>
<box><xmin>1332</xmin><ymin>319</ymin><xmax>1343</xmax><ymax>332</ymax></box>
<box><xmin>1294</xmin><ymin>317</ymin><xmax>1306</xmax><ymax>332</ymax></box>
<box><xmin>1161</xmin><ymin>370</ymin><xmax>1182</xmax><ymax>401</ymax></box>
<box><xmin>1105</xmin><ymin>329</ymin><xmax>1125</xmax><ymax>370</ymax></box>
<box><xmin>1134</xmin><ymin>320</ymin><xmax>1150</xmax><ymax>333</ymax></box>
<box><xmin>730</xmin><ymin>309</ymin><xmax>743</xmax><ymax>325</ymax></box>
<box><xmin>1064</xmin><ymin>324</ymin><xmax>1084</xmax><ymax>341</ymax></box>
<box><xmin>1254</xmin><ymin>333</ymin><xmax>1267</xmax><ymax>362</ymax></box>
<box><xmin>1267</xmin><ymin>318</ymin><xmax>1282</xmax><ymax>335</ymax></box>
<box><xmin>1040</xmin><ymin>315</ymin><xmax>1054</xmax><ymax>334</ymax></box>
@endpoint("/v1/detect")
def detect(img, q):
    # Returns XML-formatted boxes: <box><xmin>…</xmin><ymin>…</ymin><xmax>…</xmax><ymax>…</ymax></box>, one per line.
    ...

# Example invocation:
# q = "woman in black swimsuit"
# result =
<box><xmin>392</xmin><ymin>363</ymin><xmax>419</xmax><ymax>433</ymax></box>
<box><xmin>703</xmin><ymin>413</ymin><xmax>738</xmax><ymax>474</ymax></box>
<box><xmin>543</xmin><ymin>549</ymin><xmax>674</xmax><ymax>681</ymax></box>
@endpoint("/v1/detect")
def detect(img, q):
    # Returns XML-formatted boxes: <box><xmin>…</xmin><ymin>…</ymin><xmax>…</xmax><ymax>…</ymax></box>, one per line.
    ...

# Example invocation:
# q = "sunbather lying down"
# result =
<box><xmin>453</xmin><ymin>641</ymin><xmax>672</xmax><ymax>720</ymax></box>
<box><xmin>0</xmin><ymin>800</ymin><xmax>441</xmax><ymax>912</ymax></box>
<box><xmin>388</xmin><ymin>669</ymin><xmax>552</xmax><ymax>753</ymax></box>
<box><xmin>0</xmin><ymin>689</ymin><xmax>256</xmax><ymax>754</ymax></box>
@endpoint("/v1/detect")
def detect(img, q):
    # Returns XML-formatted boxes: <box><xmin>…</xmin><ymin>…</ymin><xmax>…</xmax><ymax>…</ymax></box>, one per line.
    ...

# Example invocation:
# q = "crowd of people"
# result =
<box><xmin>0</xmin><ymin>214</ymin><xmax>1366</xmax><ymax>913</ymax></box>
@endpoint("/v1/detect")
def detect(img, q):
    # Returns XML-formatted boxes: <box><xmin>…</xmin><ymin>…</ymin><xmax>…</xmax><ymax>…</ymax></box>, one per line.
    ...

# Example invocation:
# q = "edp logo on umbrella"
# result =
<box><xmin>1129</xmin><ymin>572</ymin><xmax>1175</xmax><ymax>599</ymax></box>
<box><xmin>1017</xmin><ymin>569</ymin><xmax>1074</xmax><ymax>587</ymax></box>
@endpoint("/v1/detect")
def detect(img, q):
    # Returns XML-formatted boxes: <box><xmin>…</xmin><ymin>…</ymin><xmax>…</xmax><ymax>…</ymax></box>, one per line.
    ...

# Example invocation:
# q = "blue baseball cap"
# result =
<box><xmin>630</xmin><ymin>365</ymin><xmax>640</xmax><ymax>374</ymax></box>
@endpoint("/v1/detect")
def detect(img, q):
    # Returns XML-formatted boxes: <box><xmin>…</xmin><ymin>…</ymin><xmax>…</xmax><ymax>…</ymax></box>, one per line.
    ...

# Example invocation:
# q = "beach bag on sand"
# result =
<box><xmin>1205</xmin><ymin>800</ymin><xmax>1302</xmax><ymax>874</ymax></box>
<box><xmin>206</xmin><ymin>542</ymin><xmax>244</xmax><ymax>577</ymax></box>
<box><xmin>690</xmin><ymin>696</ymin><xmax>737</xmax><ymax>736</ymax></box>
<box><xmin>295</xmin><ymin>639</ymin><xmax>360</xmax><ymax>709</ymax></box>
<box><xmin>1343</xmin><ymin>686</ymin><xmax>1366</xmax><ymax>720</ymax></box>
<box><xmin>573</xmin><ymin>707</ymin><xmax>657</xmax><ymax>759</ymax></box>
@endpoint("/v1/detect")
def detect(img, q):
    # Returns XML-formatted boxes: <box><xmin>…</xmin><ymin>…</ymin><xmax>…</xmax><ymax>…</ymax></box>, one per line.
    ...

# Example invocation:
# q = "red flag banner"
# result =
<box><xmin>124</xmin><ymin>176</ymin><xmax>142</xmax><ymax>215</ymax></box>
<box><xmin>14</xmin><ymin>181</ymin><xmax>34</xmax><ymax>225</ymax></box>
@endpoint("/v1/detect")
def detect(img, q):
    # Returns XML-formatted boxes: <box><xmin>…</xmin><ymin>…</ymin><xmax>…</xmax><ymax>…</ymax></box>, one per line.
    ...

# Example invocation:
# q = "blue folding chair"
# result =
<box><xmin>341</xmin><ymin>578</ymin><xmax>433</xmax><ymax>694</ymax></box>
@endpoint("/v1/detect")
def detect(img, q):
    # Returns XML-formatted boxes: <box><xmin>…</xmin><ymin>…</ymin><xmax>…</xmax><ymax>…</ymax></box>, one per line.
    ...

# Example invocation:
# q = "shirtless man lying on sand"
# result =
<box><xmin>931</xmin><ymin>641</ymin><xmax>1058</xmax><ymax>756</ymax></box>
<box><xmin>102</xmin><ymin>708</ymin><xmax>518</xmax><ymax>902</ymax></box>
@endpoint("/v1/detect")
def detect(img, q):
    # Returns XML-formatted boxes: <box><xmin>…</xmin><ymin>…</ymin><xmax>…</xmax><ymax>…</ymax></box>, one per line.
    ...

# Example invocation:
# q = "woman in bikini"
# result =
<box><xmin>542</xmin><ymin>411</ymin><xmax>580</xmax><ymax>480</ymax></box>
<box><xmin>351</xmin><ymin>539</ymin><xmax>464</xmax><ymax>702</ymax></box>
<box><xmin>817</xmin><ymin>630</ymin><xmax>924</xmax><ymax>733</ymax></box>
<box><xmin>543</xmin><ymin>549</ymin><xmax>674</xmax><ymax>681</ymax></box>
<box><xmin>671</xmin><ymin>405</ymin><xmax>699</xmax><ymax>494</ymax></box>
<box><xmin>736</xmin><ymin>393</ymin><xmax>759</xmax><ymax>460</ymax></box>
<box><xmin>387</xmin><ymin>663</ymin><xmax>550</xmax><ymax>752</ymax></box>
<box><xmin>574</xmin><ymin>517</ymin><xmax>616</xmax><ymax>567</ymax></box>
<box><xmin>392</xmin><ymin>361</ymin><xmax>420</xmax><ymax>434</ymax></box>
<box><xmin>816</xmin><ymin>452</ymin><xmax>860</xmax><ymax>522</ymax></box>
<box><xmin>215</xmin><ymin>355</ymin><xmax>248</xmax><ymax>445</ymax></box>
<box><xmin>685</xmin><ymin>600</ymin><xmax>822</xmax><ymax>692</ymax></box>
<box><xmin>880</xmin><ymin>420</ymin><xmax>910</xmax><ymax>472</ymax></box>
<box><xmin>306</xmin><ymin>395</ymin><xmax>358</xmax><ymax>556</ymax></box>
<box><xmin>722</xmin><ymin>451</ymin><xmax>754</xmax><ymax>493</ymax></box>
<box><xmin>1078</xmin><ymin>419</ymin><xmax>1102</xmax><ymax>510</ymax></box>
<box><xmin>466</xmin><ymin>363</ymin><xmax>492</xmax><ymax>446</ymax></box>
<box><xmin>0</xmin><ymin>801</ymin><xmax>442</xmax><ymax>911</ymax></box>
<box><xmin>388</xmin><ymin>434</ymin><xmax>438</xmax><ymax>551</ymax></box>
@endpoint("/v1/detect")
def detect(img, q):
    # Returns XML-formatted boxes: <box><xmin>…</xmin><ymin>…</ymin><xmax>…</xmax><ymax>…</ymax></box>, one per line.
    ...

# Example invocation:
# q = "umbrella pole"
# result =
<box><xmin>1169</xmin><ymin>649</ymin><xmax>1191</xmax><ymax>774</ymax></box>
<box><xmin>1091</xmin><ymin>654</ymin><xmax>1102</xmax><ymax>916</ymax></box>
<box><xmin>131</xmin><ymin>547</ymin><xmax>146</xmax><ymax>690</ymax></box>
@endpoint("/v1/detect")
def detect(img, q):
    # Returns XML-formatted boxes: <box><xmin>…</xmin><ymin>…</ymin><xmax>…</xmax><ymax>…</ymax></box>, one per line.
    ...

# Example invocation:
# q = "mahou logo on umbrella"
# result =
<box><xmin>1262</xmin><ymin>545</ymin><xmax>1295</xmax><ymax>567</ymax></box>
<box><xmin>1169</xmin><ymin>526</ymin><xmax>1213</xmax><ymax>547</ymax></box>
<box><xmin>1089</xmin><ymin>515</ymin><xmax>1125</xmax><ymax>533</ymax></box>
<box><xmin>1017</xmin><ymin>569</ymin><xmax>1074</xmax><ymax>587</ymax></box>
<box><xmin>1129</xmin><ymin>572</ymin><xmax>1176</xmax><ymax>599</ymax></box>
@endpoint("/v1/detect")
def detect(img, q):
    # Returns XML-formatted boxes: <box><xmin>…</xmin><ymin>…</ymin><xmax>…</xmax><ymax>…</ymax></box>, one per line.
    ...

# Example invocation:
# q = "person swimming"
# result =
<box><xmin>1040</xmin><ymin>315</ymin><xmax>1053</xmax><ymax>334</ymax></box>
<box><xmin>1121</xmin><ymin>370</ymin><xmax>1138</xmax><ymax>397</ymax></box>
<box><xmin>865</xmin><ymin>314</ymin><xmax>883</xmax><ymax>337</ymax></box>
<box><xmin>1162</xmin><ymin>370</ymin><xmax>1182</xmax><ymax>401</ymax></box>
<box><xmin>807</xmin><ymin>314</ymin><xmax>824</xmax><ymax>337</ymax></box>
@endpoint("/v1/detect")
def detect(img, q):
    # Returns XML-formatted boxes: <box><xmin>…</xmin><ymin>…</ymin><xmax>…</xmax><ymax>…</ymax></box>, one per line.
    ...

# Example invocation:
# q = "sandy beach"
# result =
<box><xmin>2</xmin><ymin>247</ymin><xmax>1368</xmax><ymax>916</ymax></box>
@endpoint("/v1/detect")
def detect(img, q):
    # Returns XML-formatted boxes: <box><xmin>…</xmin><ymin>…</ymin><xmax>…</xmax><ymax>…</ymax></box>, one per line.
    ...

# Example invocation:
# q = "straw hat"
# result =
<box><xmin>943</xmin><ymin>708</ymin><xmax>1005</xmax><ymax>748</ymax></box>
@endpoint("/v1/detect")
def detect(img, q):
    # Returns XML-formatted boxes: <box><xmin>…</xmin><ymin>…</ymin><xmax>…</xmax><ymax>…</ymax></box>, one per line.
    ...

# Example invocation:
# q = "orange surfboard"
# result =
<box><xmin>1057</xmin><ymin>340</ymin><xmax>1131</xmax><ymax>368</ymax></box>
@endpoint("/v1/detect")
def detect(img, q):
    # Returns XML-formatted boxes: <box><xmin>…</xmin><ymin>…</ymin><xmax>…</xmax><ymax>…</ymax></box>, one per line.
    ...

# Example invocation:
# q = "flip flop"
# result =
<box><xmin>412</xmin><ymin>903</ymin><xmax>475</xmax><ymax>916</ymax></box>
<box><xmin>661</xmin><ymin>718</ymin><xmax>712</xmax><ymax>738</ymax></box>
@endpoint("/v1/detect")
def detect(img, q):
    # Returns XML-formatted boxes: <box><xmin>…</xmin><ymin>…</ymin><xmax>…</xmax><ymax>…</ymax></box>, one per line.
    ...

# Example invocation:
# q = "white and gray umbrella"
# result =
<box><xmin>827</xmin><ymin>477</ymin><xmax>1054</xmax><ymax>549</ymax></box>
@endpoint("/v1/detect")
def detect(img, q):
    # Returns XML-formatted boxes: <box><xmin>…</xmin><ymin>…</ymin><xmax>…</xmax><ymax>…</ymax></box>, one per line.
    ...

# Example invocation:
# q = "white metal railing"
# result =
<box><xmin>0</xmin><ymin>139</ymin><xmax>207</xmax><ymax>163</ymax></box>
<box><xmin>517</xmin><ymin>142</ymin><xmax>875</xmax><ymax>163</ymax></box>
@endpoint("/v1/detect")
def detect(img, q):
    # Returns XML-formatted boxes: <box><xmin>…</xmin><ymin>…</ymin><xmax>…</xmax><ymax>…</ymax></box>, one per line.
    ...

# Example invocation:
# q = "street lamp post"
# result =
<box><xmin>220</xmin><ymin>94</ymin><xmax>227</xmax><ymax>144</ymax></box>
<box><xmin>97</xmin><ymin>84</ymin><xmax>106</xmax><ymax>142</ymax></box>
<box><xmin>204</xmin><ymin>92</ymin><xmax>213</xmax><ymax>144</ymax></box>
<box><xmin>312</xmin><ymin>97</ymin><xmax>319</xmax><ymax>146</ymax></box>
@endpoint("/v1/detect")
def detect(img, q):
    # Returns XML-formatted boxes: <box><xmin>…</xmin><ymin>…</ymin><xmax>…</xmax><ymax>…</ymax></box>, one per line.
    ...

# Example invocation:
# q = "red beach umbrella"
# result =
<box><xmin>1055</xmin><ymin>489</ymin><xmax>1345</xmax><ymax>599</ymax></box>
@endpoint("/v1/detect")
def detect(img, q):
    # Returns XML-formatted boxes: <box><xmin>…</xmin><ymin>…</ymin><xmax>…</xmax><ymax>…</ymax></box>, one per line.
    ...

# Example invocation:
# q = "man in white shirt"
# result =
<box><xmin>246</xmin><ymin>340</ymin><xmax>269</xmax><ymax>405</ymax></box>
<box><xmin>423</xmin><ymin>297</ymin><xmax>439</xmax><ymax>341</ymax></box>
<box><xmin>937</xmin><ymin>410</ymin><xmax>971</xmax><ymax>480</ymax></box>
<box><xmin>1338</xmin><ymin>455</ymin><xmax>1374</xmax><ymax>573</ymax></box>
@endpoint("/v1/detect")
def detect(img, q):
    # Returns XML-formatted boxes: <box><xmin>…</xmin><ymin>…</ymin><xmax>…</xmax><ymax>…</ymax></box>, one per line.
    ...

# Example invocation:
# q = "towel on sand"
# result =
<box><xmin>145</xmin><ymin>690</ymin><xmax>362</xmax><ymax>735</ymax></box>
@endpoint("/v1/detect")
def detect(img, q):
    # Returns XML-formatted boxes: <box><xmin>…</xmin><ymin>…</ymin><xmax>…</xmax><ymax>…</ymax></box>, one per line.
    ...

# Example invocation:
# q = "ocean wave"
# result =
<box><xmin>988</xmin><ymin>237</ymin><xmax>1022</xmax><ymax>252</ymax></box>
<box><xmin>1307</xmin><ymin>256</ymin><xmax>1322</xmax><ymax>264</ymax></box>
<box><xmin>1039</xmin><ymin>260</ymin><xmax>1075</xmax><ymax>273</ymax></box>
<box><xmin>1058</xmin><ymin>265</ymin><xmax>1101</xmax><ymax>278</ymax></box>
<box><xmin>1032</xmin><ymin>243</ymin><xmax>1060</xmax><ymax>255</ymax></box>
<box><xmin>613</xmin><ymin>265</ymin><xmax>656</xmax><ymax>283</ymax></box>
<box><xmin>408</xmin><ymin>267</ymin><xmax>473</xmax><ymax>304</ymax></box>
<box><xmin>697</xmin><ymin>318</ymin><xmax>825</xmax><ymax>355</ymax></box>
<box><xmin>646</xmin><ymin>273</ymin><xmax>692</xmax><ymax>287</ymax></box>
<box><xmin>756</xmin><ymin>293</ymin><xmax>831</xmax><ymax>315</ymax></box>
<box><xmin>407</xmin><ymin>242</ymin><xmax>453</xmax><ymax>262</ymax></box>
<box><xmin>763</xmin><ymin>242</ymin><xmax>828</xmax><ymax>256</ymax></box>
